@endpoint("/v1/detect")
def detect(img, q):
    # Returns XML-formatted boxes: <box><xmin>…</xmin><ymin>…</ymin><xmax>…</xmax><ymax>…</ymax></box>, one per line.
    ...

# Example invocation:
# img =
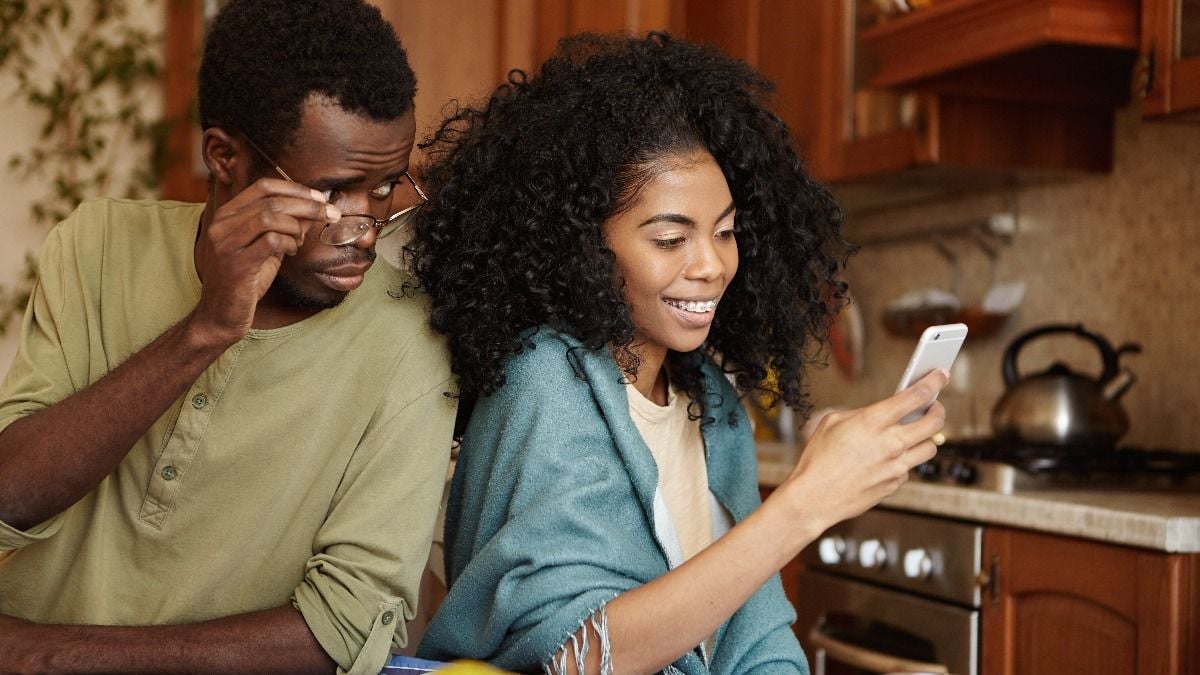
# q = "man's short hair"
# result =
<box><xmin>198</xmin><ymin>0</ymin><xmax>417</xmax><ymax>161</ymax></box>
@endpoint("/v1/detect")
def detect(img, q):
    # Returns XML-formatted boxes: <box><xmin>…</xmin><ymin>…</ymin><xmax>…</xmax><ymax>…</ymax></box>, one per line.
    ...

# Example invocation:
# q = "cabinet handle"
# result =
<box><xmin>976</xmin><ymin>552</ymin><xmax>999</xmax><ymax>601</ymax></box>
<box><xmin>1133</xmin><ymin>51</ymin><xmax>1156</xmax><ymax>100</ymax></box>
<box><xmin>808</xmin><ymin>628</ymin><xmax>949</xmax><ymax>674</ymax></box>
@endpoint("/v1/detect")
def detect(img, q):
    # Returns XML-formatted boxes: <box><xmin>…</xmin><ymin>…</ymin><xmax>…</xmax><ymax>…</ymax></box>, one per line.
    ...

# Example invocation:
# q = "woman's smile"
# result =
<box><xmin>662</xmin><ymin>297</ymin><xmax>720</xmax><ymax>313</ymax></box>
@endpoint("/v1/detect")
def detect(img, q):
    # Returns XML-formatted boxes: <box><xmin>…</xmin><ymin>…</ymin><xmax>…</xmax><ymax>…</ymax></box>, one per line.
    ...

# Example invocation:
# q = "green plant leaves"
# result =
<box><xmin>1</xmin><ymin>0</ymin><xmax>168</xmax><ymax>332</ymax></box>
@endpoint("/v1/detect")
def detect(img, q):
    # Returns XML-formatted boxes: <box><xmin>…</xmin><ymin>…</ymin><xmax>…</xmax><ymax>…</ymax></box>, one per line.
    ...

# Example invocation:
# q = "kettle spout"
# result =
<box><xmin>1103</xmin><ymin>369</ymin><xmax>1136</xmax><ymax>401</ymax></box>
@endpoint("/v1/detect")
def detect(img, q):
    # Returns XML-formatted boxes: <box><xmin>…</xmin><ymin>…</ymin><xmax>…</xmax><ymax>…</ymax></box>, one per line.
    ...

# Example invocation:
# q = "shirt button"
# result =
<box><xmin>381</xmin><ymin>611</ymin><xmax>394</xmax><ymax>626</ymax></box>
<box><xmin>191</xmin><ymin>393</ymin><xmax>208</xmax><ymax>409</ymax></box>
<box><xmin>161</xmin><ymin>465</ymin><xmax>179</xmax><ymax>481</ymax></box>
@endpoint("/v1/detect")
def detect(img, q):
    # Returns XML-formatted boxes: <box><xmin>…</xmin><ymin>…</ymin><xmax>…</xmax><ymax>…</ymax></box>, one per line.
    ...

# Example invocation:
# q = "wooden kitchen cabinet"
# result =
<box><xmin>858</xmin><ymin>0</ymin><xmax>1139</xmax><ymax>91</ymax></box>
<box><xmin>523</xmin><ymin>0</ymin><xmax>683</xmax><ymax>65</ymax></box>
<box><xmin>981</xmin><ymin>526</ymin><xmax>1200</xmax><ymax>675</ymax></box>
<box><xmin>685</xmin><ymin>0</ymin><xmax>932</xmax><ymax>188</ymax></box>
<box><xmin>163</xmin><ymin>1</ymin><xmax>1139</xmax><ymax>208</ymax></box>
<box><xmin>160</xmin><ymin>0</ymin><xmax>686</xmax><ymax>202</ymax></box>
<box><xmin>1140</xmin><ymin>0</ymin><xmax>1200</xmax><ymax>117</ymax></box>
<box><xmin>683</xmin><ymin>0</ymin><xmax>1136</xmax><ymax>212</ymax></box>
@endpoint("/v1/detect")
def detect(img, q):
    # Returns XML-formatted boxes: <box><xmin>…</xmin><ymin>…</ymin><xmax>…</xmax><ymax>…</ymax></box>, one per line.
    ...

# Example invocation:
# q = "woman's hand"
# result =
<box><xmin>775</xmin><ymin>368</ymin><xmax>949</xmax><ymax>535</ymax></box>
<box><xmin>590</xmin><ymin>370</ymin><xmax>949</xmax><ymax>675</ymax></box>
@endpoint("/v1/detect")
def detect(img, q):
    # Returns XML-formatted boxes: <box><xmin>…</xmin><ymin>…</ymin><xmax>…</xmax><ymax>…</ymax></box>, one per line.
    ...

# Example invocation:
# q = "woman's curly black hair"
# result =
<box><xmin>198</xmin><ymin>0</ymin><xmax>416</xmax><ymax>162</ymax></box>
<box><xmin>406</xmin><ymin>32</ymin><xmax>851</xmax><ymax>421</ymax></box>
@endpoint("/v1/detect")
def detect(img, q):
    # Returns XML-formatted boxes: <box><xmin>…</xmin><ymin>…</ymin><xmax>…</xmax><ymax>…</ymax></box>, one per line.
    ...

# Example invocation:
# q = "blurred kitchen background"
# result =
<box><xmin>4</xmin><ymin>3</ymin><xmax>1200</xmax><ymax>672</ymax></box>
<box><xmin>5</xmin><ymin>0</ymin><xmax>1195</xmax><ymax>450</ymax></box>
<box><xmin>4</xmin><ymin>2</ymin><xmax>1195</xmax><ymax>451</ymax></box>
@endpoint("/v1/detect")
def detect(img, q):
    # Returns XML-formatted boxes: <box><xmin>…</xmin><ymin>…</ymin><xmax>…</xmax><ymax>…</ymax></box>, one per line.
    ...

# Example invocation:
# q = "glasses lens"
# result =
<box><xmin>320</xmin><ymin>216</ymin><xmax>375</xmax><ymax>246</ymax></box>
<box><xmin>315</xmin><ymin>175</ymin><xmax>427</xmax><ymax>246</ymax></box>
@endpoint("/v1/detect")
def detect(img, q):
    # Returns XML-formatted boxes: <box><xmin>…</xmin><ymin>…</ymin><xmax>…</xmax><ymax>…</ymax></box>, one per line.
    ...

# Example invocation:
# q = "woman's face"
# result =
<box><xmin>604</xmin><ymin>150</ymin><xmax>738</xmax><ymax>361</ymax></box>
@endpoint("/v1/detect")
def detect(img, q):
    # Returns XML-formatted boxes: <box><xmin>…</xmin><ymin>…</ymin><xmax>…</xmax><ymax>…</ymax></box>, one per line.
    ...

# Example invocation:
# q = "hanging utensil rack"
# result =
<box><xmin>858</xmin><ymin>209</ymin><xmax>1021</xmax><ymax>339</ymax></box>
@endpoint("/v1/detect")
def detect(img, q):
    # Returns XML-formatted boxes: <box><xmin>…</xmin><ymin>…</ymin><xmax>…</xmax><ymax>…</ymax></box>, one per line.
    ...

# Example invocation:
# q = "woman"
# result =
<box><xmin>408</xmin><ymin>33</ymin><xmax>947</xmax><ymax>674</ymax></box>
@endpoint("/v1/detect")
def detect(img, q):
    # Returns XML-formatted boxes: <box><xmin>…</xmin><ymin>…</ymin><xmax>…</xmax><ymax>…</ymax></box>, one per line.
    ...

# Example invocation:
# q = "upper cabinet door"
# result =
<box><xmin>1141</xmin><ymin>0</ymin><xmax>1200</xmax><ymax>116</ymax></box>
<box><xmin>684</xmin><ymin>1</ymin><xmax>1132</xmax><ymax>212</ymax></box>
<box><xmin>526</xmin><ymin>0</ymin><xmax>684</xmax><ymax>64</ymax></box>
<box><xmin>685</xmin><ymin>1</ymin><xmax>935</xmax><ymax>186</ymax></box>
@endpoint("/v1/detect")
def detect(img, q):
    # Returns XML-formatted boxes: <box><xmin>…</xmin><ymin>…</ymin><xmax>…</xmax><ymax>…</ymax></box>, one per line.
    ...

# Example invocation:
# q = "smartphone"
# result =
<box><xmin>896</xmin><ymin>323</ymin><xmax>967</xmax><ymax>424</ymax></box>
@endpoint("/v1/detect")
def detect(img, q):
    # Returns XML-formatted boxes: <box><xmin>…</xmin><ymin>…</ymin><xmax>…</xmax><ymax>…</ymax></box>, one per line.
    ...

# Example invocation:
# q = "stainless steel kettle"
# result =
<box><xmin>991</xmin><ymin>323</ymin><xmax>1141</xmax><ymax>447</ymax></box>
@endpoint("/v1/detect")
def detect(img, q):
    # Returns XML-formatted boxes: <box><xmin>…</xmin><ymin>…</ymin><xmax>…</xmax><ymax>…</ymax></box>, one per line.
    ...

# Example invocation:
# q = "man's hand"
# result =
<box><xmin>0</xmin><ymin>180</ymin><xmax>339</xmax><ymax>529</ymax></box>
<box><xmin>191</xmin><ymin>178</ymin><xmax>339</xmax><ymax>346</ymax></box>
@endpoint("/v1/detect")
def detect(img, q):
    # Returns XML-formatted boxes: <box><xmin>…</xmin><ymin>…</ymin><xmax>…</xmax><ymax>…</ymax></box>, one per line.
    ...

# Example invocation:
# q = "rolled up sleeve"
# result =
<box><xmin>293</xmin><ymin>571</ymin><xmax>409</xmax><ymax>675</ymax></box>
<box><xmin>0</xmin><ymin>229</ymin><xmax>79</xmax><ymax>551</ymax></box>
<box><xmin>293</xmin><ymin>374</ymin><xmax>456</xmax><ymax>674</ymax></box>
<box><xmin>0</xmin><ymin>513</ymin><xmax>66</xmax><ymax>551</ymax></box>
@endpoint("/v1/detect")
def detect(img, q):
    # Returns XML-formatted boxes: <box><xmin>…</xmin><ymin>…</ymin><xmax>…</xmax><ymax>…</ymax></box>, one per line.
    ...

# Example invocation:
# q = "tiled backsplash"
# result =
<box><xmin>806</xmin><ymin>107</ymin><xmax>1200</xmax><ymax>451</ymax></box>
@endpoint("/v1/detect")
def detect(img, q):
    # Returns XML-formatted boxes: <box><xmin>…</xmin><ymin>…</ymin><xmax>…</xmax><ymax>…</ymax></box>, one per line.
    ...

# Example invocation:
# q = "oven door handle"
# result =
<box><xmin>807</xmin><ymin>627</ymin><xmax>950</xmax><ymax>674</ymax></box>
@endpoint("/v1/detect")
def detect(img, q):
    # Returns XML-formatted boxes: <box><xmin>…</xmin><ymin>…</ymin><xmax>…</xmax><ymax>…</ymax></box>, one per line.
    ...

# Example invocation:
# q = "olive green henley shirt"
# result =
<box><xmin>0</xmin><ymin>198</ymin><xmax>456</xmax><ymax>674</ymax></box>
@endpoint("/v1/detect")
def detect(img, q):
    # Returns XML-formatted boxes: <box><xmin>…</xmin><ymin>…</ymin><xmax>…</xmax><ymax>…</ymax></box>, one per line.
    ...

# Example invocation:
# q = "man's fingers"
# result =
<box><xmin>212</xmin><ymin>202</ymin><xmax>333</xmax><ymax>256</ymax></box>
<box><xmin>251</xmin><ymin>231</ymin><xmax>300</xmax><ymax>260</ymax></box>
<box><xmin>217</xmin><ymin>180</ymin><xmax>338</xmax><ymax>238</ymax></box>
<box><xmin>240</xmin><ymin>194</ymin><xmax>337</xmax><ymax>227</ymax></box>
<box><xmin>224</xmin><ymin>177</ymin><xmax>328</xmax><ymax>210</ymax></box>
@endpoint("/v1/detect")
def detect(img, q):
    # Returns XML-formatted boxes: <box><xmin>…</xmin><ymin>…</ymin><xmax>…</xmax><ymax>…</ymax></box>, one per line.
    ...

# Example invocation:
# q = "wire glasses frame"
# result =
<box><xmin>240</xmin><ymin>133</ymin><xmax>428</xmax><ymax>246</ymax></box>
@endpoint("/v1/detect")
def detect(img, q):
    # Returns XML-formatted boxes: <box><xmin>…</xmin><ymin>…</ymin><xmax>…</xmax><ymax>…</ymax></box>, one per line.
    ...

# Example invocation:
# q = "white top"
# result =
<box><xmin>626</xmin><ymin>380</ymin><xmax>714</xmax><ymax>561</ymax></box>
<box><xmin>626</xmin><ymin>380</ymin><xmax>735</xmax><ymax>663</ymax></box>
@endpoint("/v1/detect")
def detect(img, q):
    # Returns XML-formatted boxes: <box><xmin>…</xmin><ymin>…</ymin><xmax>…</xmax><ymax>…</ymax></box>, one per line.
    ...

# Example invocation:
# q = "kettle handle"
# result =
<box><xmin>1001</xmin><ymin>323</ymin><xmax>1120</xmax><ymax>386</ymax></box>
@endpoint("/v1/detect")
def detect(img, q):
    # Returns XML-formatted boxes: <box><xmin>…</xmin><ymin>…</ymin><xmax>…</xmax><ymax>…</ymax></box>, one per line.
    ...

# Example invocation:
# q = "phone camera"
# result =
<box><xmin>934</xmin><ymin>332</ymin><xmax>941</xmax><ymax>339</ymax></box>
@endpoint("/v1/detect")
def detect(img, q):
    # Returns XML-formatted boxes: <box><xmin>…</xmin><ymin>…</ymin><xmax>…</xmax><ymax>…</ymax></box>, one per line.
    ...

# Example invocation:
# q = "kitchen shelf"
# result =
<box><xmin>882</xmin><ymin>305</ymin><xmax>1011</xmax><ymax>339</ymax></box>
<box><xmin>859</xmin><ymin>0</ymin><xmax>1139</xmax><ymax>89</ymax></box>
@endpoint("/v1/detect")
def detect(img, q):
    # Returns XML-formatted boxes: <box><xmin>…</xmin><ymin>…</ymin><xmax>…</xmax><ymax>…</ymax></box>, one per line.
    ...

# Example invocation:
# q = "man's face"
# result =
<box><xmin>257</xmin><ymin>96</ymin><xmax>417</xmax><ymax>313</ymax></box>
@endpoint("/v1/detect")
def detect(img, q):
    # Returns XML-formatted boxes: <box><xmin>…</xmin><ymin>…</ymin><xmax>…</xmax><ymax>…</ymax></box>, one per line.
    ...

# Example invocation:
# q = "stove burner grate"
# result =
<box><xmin>916</xmin><ymin>438</ymin><xmax>1200</xmax><ymax>491</ymax></box>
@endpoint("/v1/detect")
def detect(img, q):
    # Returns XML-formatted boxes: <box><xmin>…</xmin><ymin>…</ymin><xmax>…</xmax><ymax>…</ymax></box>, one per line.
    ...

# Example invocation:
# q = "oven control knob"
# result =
<box><xmin>858</xmin><ymin>539</ymin><xmax>887</xmax><ymax>569</ymax></box>
<box><xmin>903</xmin><ymin>548</ymin><xmax>934</xmax><ymax>579</ymax></box>
<box><xmin>914</xmin><ymin>459</ymin><xmax>940</xmax><ymax>480</ymax></box>
<box><xmin>948</xmin><ymin>461</ymin><xmax>977</xmax><ymax>485</ymax></box>
<box><xmin>817</xmin><ymin>536</ymin><xmax>847</xmax><ymax>565</ymax></box>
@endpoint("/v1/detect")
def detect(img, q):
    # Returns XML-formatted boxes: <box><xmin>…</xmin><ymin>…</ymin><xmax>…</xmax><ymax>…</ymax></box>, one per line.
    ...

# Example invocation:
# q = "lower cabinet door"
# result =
<box><xmin>981</xmin><ymin>526</ymin><xmax>1198</xmax><ymax>675</ymax></box>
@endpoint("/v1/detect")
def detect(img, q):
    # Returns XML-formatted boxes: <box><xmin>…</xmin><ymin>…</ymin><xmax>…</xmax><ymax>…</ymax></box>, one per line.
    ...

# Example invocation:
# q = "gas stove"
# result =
<box><xmin>915</xmin><ymin>438</ymin><xmax>1200</xmax><ymax>493</ymax></box>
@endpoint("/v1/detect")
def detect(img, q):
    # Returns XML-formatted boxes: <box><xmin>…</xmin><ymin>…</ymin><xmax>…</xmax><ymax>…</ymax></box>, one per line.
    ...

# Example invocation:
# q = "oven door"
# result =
<box><xmin>795</xmin><ymin>570</ymin><xmax>978</xmax><ymax>675</ymax></box>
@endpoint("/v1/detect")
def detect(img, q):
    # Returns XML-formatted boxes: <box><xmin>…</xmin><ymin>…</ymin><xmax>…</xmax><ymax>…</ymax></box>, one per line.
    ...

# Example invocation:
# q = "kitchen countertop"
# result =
<box><xmin>757</xmin><ymin>455</ymin><xmax>1200</xmax><ymax>553</ymax></box>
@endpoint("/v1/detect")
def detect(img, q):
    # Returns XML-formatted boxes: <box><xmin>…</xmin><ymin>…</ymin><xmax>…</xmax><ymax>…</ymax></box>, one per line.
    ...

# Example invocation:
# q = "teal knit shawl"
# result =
<box><xmin>418</xmin><ymin>329</ymin><xmax>808</xmax><ymax>674</ymax></box>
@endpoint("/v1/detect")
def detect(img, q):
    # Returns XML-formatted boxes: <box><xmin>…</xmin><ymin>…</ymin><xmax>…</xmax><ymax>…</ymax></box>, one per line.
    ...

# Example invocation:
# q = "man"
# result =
<box><xmin>0</xmin><ymin>1</ymin><xmax>455</xmax><ymax>672</ymax></box>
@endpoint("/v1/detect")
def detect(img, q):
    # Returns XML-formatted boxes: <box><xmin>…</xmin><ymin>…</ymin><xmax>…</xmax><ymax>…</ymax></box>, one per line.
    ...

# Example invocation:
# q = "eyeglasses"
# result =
<box><xmin>240</xmin><ymin>133</ymin><xmax>428</xmax><ymax>246</ymax></box>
